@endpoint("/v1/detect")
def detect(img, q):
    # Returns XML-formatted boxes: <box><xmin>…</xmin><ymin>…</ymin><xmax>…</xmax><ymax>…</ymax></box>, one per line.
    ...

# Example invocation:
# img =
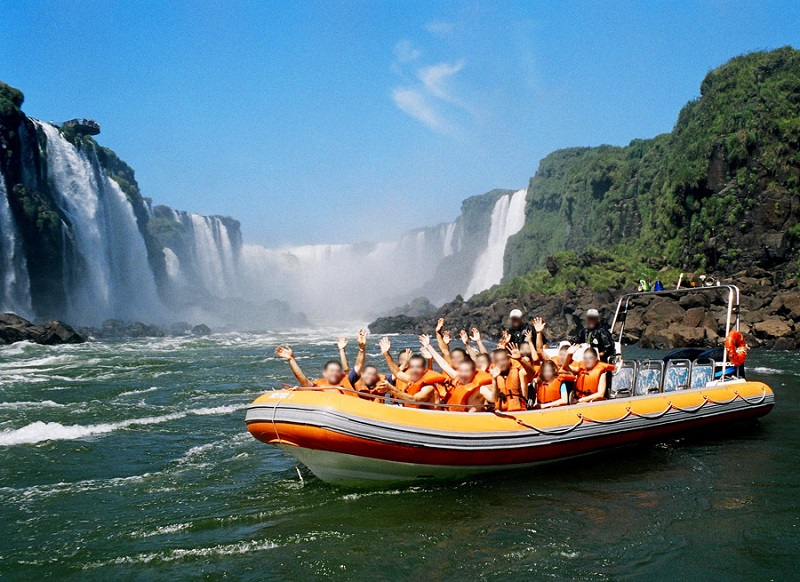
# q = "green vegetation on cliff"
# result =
<box><xmin>501</xmin><ymin>47</ymin><xmax>800</xmax><ymax>300</ymax></box>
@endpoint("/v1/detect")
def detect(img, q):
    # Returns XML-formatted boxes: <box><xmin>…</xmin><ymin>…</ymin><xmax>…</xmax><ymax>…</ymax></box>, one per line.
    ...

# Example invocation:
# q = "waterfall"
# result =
<box><xmin>37</xmin><ymin>122</ymin><xmax>164</xmax><ymax>324</ymax></box>
<box><xmin>1</xmin><ymin>117</ymin><xmax>528</xmax><ymax>326</ymax></box>
<box><xmin>0</xmin><ymin>174</ymin><xmax>33</xmax><ymax>317</ymax></box>
<box><xmin>464</xmin><ymin>189</ymin><xmax>527</xmax><ymax>298</ymax></box>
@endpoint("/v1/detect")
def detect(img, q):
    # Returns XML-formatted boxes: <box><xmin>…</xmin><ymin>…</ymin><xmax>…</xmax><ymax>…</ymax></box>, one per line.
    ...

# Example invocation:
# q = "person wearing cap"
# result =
<box><xmin>573</xmin><ymin>308</ymin><xmax>616</xmax><ymax>362</ymax></box>
<box><xmin>504</xmin><ymin>308</ymin><xmax>532</xmax><ymax>346</ymax></box>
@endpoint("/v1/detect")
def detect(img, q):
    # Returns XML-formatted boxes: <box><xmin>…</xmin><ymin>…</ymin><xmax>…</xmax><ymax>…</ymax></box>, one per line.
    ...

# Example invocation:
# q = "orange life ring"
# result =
<box><xmin>725</xmin><ymin>331</ymin><xmax>748</xmax><ymax>366</ymax></box>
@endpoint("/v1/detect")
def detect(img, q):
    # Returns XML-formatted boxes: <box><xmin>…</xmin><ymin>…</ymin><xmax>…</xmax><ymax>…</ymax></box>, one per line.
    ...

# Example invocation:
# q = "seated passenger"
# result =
<box><xmin>389</xmin><ymin>353</ymin><xmax>448</xmax><ymax>406</ymax></box>
<box><xmin>534</xmin><ymin>361</ymin><xmax>575</xmax><ymax>409</ymax></box>
<box><xmin>564</xmin><ymin>345</ymin><xmax>616</xmax><ymax>403</ymax></box>
<box><xmin>490</xmin><ymin>349</ymin><xmax>529</xmax><ymax>412</ymax></box>
<box><xmin>275</xmin><ymin>345</ymin><xmax>354</xmax><ymax>393</ymax></box>
<box><xmin>419</xmin><ymin>334</ymin><xmax>494</xmax><ymax>411</ymax></box>
<box><xmin>353</xmin><ymin>364</ymin><xmax>393</xmax><ymax>400</ymax></box>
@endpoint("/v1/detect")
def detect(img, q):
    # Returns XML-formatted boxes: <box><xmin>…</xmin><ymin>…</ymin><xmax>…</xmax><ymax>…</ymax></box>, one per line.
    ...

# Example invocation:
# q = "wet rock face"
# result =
<box><xmin>368</xmin><ymin>276</ymin><xmax>799</xmax><ymax>351</ymax></box>
<box><xmin>0</xmin><ymin>313</ymin><xmax>85</xmax><ymax>345</ymax></box>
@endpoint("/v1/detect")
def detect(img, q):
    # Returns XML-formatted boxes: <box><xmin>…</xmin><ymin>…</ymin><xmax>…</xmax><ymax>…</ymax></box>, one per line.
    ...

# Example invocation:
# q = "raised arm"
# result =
<box><xmin>532</xmin><ymin>318</ymin><xmax>546</xmax><ymax>354</ymax></box>
<box><xmin>337</xmin><ymin>336</ymin><xmax>350</xmax><ymax>372</ymax></box>
<box><xmin>563</xmin><ymin>343</ymin><xmax>581</xmax><ymax>372</ymax></box>
<box><xmin>460</xmin><ymin>329</ymin><xmax>479</xmax><ymax>361</ymax></box>
<box><xmin>419</xmin><ymin>344</ymin><xmax>434</xmax><ymax>370</ymax></box>
<box><xmin>275</xmin><ymin>345</ymin><xmax>312</xmax><ymax>387</ymax></box>
<box><xmin>353</xmin><ymin>329</ymin><xmax>367</xmax><ymax>374</ymax></box>
<box><xmin>508</xmin><ymin>342</ymin><xmax>537</xmax><ymax>381</ymax></box>
<box><xmin>380</xmin><ymin>337</ymin><xmax>410</xmax><ymax>383</ymax></box>
<box><xmin>419</xmin><ymin>334</ymin><xmax>457</xmax><ymax>378</ymax></box>
<box><xmin>435</xmin><ymin>318</ymin><xmax>452</xmax><ymax>363</ymax></box>
<box><xmin>470</xmin><ymin>327</ymin><xmax>488</xmax><ymax>354</ymax></box>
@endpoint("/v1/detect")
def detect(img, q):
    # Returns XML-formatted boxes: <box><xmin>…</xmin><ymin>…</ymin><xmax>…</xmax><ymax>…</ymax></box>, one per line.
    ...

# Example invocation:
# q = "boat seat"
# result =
<box><xmin>663</xmin><ymin>359</ymin><xmax>692</xmax><ymax>392</ymax></box>
<box><xmin>690</xmin><ymin>359</ymin><xmax>714</xmax><ymax>389</ymax></box>
<box><xmin>609</xmin><ymin>360</ymin><xmax>637</xmax><ymax>399</ymax></box>
<box><xmin>635</xmin><ymin>360</ymin><xmax>664</xmax><ymax>395</ymax></box>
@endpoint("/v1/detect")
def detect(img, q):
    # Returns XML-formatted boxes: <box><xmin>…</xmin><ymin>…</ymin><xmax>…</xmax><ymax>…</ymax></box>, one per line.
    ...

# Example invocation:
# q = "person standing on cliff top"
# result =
<box><xmin>504</xmin><ymin>309</ymin><xmax>532</xmax><ymax>346</ymax></box>
<box><xmin>573</xmin><ymin>309</ymin><xmax>616</xmax><ymax>362</ymax></box>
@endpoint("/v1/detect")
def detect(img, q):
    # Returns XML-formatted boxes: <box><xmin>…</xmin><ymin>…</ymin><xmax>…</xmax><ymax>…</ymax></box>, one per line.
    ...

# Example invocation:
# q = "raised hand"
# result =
<box><xmin>442</xmin><ymin>330</ymin><xmax>452</xmax><ymax>345</ymax></box>
<box><xmin>490</xmin><ymin>366</ymin><xmax>502</xmax><ymax>379</ymax></box>
<box><xmin>498</xmin><ymin>330</ymin><xmax>511</xmax><ymax>349</ymax></box>
<box><xmin>567</xmin><ymin>343</ymin><xmax>581</xmax><ymax>355</ymax></box>
<box><xmin>337</xmin><ymin>336</ymin><xmax>348</xmax><ymax>350</ymax></box>
<box><xmin>533</xmin><ymin>317</ymin><xmax>547</xmax><ymax>333</ymax></box>
<box><xmin>470</xmin><ymin>327</ymin><xmax>482</xmax><ymax>342</ymax></box>
<box><xmin>275</xmin><ymin>345</ymin><xmax>294</xmax><ymax>360</ymax></box>
<box><xmin>436</xmin><ymin>317</ymin><xmax>445</xmax><ymax>333</ymax></box>
<box><xmin>419</xmin><ymin>334</ymin><xmax>432</xmax><ymax>347</ymax></box>
<box><xmin>522</xmin><ymin>329</ymin><xmax>533</xmax><ymax>343</ymax></box>
<box><xmin>357</xmin><ymin>328</ymin><xmax>367</xmax><ymax>348</ymax></box>
<box><xmin>507</xmin><ymin>342</ymin><xmax>522</xmax><ymax>360</ymax></box>
<box><xmin>420</xmin><ymin>344</ymin><xmax>432</xmax><ymax>359</ymax></box>
<box><xmin>379</xmin><ymin>336</ymin><xmax>391</xmax><ymax>354</ymax></box>
<box><xmin>459</xmin><ymin>329</ymin><xmax>470</xmax><ymax>345</ymax></box>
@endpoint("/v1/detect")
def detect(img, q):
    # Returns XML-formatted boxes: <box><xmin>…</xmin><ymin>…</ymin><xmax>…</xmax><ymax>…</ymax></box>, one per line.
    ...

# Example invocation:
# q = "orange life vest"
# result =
<box><xmin>405</xmin><ymin>370</ymin><xmax>448</xmax><ymax>397</ymax></box>
<box><xmin>574</xmin><ymin>363</ymin><xmax>615</xmax><ymax>399</ymax></box>
<box><xmin>497</xmin><ymin>367</ymin><xmax>526</xmax><ymax>412</ymax></box>
<box><xmin>536</xmin><ymin>373</ymin><xmax>576</xmax><ymax>404</ymax></box>
<box><xmin>445</xmin><ymin>371</ymin><xmax>492</xmax><ymax>407</ymax></box>
<box><xmin>312</xmin><ymin>374</ymin><xmax>357</xmax><ymax>397</ymax></box>
<box><xmin>354</xmin><ymin>374</ymin><xmax>388</xmax><ymax>398</ymax></box>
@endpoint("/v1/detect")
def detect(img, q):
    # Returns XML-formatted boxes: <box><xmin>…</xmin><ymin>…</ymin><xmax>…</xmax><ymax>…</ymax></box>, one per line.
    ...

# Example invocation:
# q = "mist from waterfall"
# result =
<box><xmin>464</xmin><ymin>189</ymin><xmax>528</xmax><ymax>298</ymax></box>
<box><xmin>0</xmin><ymin>174</ymin><xmax>32</xmax><ymax>317</ymax></box>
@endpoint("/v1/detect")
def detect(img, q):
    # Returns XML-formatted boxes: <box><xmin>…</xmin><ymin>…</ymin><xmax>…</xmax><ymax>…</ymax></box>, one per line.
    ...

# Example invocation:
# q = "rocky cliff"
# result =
<box><xmin>370</xmin><ymin>48</ymin><xmax>800</xmax><ymax>349</ymax></box>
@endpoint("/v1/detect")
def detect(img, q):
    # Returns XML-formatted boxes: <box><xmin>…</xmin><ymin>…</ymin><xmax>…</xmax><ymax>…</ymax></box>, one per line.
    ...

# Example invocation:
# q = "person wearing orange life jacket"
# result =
<box><xmin>475</xmin><ymin>352</ymin><xmax>492</xmax><ymax>372</ymax></box>
<box><xmin>563</xmin><ymin>344</ymin><xmax>617</xmax><ymax>403</ymax></box>
<box><xmin>379</xmin><ymin>337</ymin><xmax>414</xmax><ymax>392</ymax></box>
<box><xmin>534</xmin><ymin>360</ymin><xmax>575</xmax><ymax>409</ymax></box>
<box><xmin>490</xmin><ymin>349</ymin><xmax>529</xmax><ymax>412</ymax></box>
<box><xmin>388</xmin><ymin>352</ymin><xmax>448</xmax><ymax>406</ymax></box>
<box><xmin>419</xmin><ymin>334</ymin><xmax>494</xmax><ymax>411</ymax></box>
<box><xmin>274</xmin><ymin>345</ymin><xmax>356</xmax><ymax>395</ymax></box>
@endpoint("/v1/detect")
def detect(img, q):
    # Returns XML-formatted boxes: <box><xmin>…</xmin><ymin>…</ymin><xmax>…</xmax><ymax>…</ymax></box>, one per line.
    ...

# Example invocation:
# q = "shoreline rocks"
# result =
<box><xmin>368</xmin><ymin>272</ymin><xmax>799</xmax><ymax>351</ymax></box>
<box><xmin>0</xmin><ymin>313</ymin><xmax>85</xmax><ymax>345</ymax></box>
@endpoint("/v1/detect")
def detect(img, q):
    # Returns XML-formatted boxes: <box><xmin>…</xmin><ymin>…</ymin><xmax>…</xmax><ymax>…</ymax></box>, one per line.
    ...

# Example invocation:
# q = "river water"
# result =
<box><xmin>0</xmin><ymin>332</ymin><xmax>797</xmax><ymax>580</ymax></box>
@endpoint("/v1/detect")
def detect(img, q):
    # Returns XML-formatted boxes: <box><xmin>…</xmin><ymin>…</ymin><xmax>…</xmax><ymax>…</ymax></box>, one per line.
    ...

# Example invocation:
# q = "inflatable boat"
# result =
<box><xmin>245</xmin><ymin>286</ymin><xmax>774</xmax><ymax>485</ymax></box>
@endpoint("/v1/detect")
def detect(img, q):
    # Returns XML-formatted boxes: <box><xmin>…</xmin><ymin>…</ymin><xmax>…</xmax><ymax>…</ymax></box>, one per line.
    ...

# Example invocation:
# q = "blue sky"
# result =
<box><xmin>2</xmin><ymin>1</ymin><xmax>799</xmax><ymax>246</ymax></box>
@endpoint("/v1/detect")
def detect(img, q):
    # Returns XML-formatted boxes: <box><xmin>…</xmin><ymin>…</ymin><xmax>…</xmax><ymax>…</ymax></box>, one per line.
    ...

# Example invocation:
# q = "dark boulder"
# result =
<box><xmin>191</xmin><ymin>324</ymin><xmax>211</xmax><ymax>337</ymax></box>
<box><xmin>0</xmin><ymin>313</ymin><xmax>85</xmax><ymax>345</ymax></box>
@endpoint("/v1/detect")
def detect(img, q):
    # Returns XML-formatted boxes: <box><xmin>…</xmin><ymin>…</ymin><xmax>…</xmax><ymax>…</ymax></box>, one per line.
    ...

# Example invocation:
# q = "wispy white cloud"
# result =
<box><xmin>418</xmin><ymin>61</ymin><xmax>464</xmax><ymax>101</ymax></box>
<box><xmin>393</xmin><ymin>40</ymin><xmax>421</xmax><ymax>63</ymax></box>
<box><xmin>391</xmin><ymin>87</ymin><xmax>447</xmax><ymax>132</ymax></box>
<box><xmin>425</xmin><ymin>20</ymin><xmax>455</xmax><ymax>36</ymax></box>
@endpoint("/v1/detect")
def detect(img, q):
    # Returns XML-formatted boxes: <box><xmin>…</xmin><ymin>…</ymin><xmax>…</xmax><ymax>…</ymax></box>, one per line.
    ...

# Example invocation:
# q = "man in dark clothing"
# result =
<box><xmin>573</xmin><ymin>308</ymin><xmax>616</xmax><ymax>362</ymax></box>
<box><xmin>505</xmin><ymin>309</ymin><xmax>533</xmax><ymax>346</ymax></box>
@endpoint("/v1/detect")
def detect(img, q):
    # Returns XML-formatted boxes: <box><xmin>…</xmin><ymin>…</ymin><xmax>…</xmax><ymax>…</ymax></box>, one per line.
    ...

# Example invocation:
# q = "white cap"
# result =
<box><xmin>509</xmin><ymin>309</ymin><xmax>523</xmax><ymax>318</ymax></box>
<box><xmin>585</xmin><ymin>308</ymin><xmax>600</xmax><ymax>318</ymax></box>
<box><xmin>558</xmin><ymin>341</ymin><xmax>571</xmax><ymax>349</ymax></box>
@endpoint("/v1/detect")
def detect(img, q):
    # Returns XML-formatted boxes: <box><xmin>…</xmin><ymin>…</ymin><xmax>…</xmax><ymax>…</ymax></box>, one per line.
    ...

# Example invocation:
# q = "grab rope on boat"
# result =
<box><xmin>495</xmin><ymin>387</ymin><xmax>769</xmax><ymax>434</ymax></box>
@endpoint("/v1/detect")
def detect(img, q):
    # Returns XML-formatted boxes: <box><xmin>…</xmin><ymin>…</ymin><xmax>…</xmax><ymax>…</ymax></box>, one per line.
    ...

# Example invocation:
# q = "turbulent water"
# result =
<box><xmin>1</xmin><ymin>334</ymin><xmax>797</xmax><ymax>580</ymax></box>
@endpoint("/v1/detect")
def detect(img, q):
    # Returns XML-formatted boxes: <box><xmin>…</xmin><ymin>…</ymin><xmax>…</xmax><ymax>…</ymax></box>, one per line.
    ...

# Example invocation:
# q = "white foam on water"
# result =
<box><xmin>0</xmin><ymin>404</ymin><xmax>243</xmax><ymax>446</ymax></box>
<box><xmin>0</xmin><ymin>400</ymin><xmax>65</xmax><ymax>409</ymax></box>
<box><xmin>750</xmin><ymin>366</ymin><xmax>790</xmax><ymax>376</ymax></box>
<box><xmin>88</xmin><ymin>538</ymin><xmax>280</xmax><ymax>567</ymax></box>
<box><xmin>0</xmin><ymin>472</ymin><xmax>154</xmax><ymax>503</ymax></box>
<box><xmin>130</xmin><ymin>522</ymin><xmax>192</xmax><ymax>539</ymax></box>
<box><xmin>116</xmin><ymin>387</ymin><xmax>159</xmax><ymax>398</ymax></box>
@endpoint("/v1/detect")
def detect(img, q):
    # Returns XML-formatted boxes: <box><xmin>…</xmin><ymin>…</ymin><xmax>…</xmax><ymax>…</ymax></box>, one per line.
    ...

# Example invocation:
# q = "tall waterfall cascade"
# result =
<box><xmin>464</xmin><ymin>189</ymin><xmax>528</xmax><ymax>298</ymax></box>
<box><xmin>0</xmin><ymin>174</ymin><xmax>32</xmax><ymax>317</ymax></box>
<box><xmin>0</xmin><ymin>119</ymin><xmax>530</xmax><ymax>326</ymax></box>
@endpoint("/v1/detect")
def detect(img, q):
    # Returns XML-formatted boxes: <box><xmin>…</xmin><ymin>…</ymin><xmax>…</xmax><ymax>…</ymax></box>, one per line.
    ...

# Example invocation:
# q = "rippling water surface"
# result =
<box><xmin>1</xmin><ymin>332</ymin><xmax>797</xmax><ymax>580</ymax></box>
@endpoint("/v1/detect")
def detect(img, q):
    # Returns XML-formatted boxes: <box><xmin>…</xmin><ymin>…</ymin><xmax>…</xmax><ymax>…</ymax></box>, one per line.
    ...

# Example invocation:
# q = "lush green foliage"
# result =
<box><xmin>504</xmin><ymin>47</ymin><xmax>800</xmax><ymax>288</ymax></box>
